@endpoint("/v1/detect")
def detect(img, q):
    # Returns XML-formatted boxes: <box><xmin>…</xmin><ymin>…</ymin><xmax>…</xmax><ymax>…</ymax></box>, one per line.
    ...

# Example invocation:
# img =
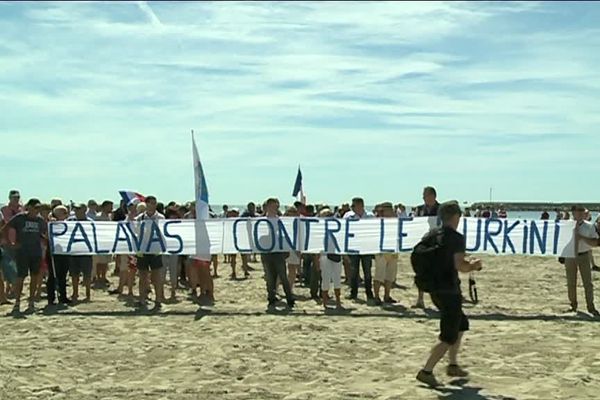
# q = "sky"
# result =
<box><xmin>1</xmin><ymin>1</ymin><xmax>599</xmax><ymax>207</ymax></box>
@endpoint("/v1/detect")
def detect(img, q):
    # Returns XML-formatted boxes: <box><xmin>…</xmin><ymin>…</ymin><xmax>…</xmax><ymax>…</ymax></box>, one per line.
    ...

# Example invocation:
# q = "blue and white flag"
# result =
<box><xmin>192</xmin><ymin>131</ymin><xmax>211</xmax><ymax>260</ymax></box>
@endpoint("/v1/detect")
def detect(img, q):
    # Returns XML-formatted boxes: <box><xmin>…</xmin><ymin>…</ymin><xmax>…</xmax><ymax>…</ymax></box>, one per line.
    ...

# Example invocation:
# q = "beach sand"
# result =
<box><xmin>1</xmin><ymin>251</ymin><xmax>600</xmax><ymax>400</ymax></box>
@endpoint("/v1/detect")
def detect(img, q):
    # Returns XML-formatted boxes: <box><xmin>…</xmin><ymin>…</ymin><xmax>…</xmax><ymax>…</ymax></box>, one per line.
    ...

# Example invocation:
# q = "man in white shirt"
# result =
<box><xmin>566</xmin><ymin>205</ymin><xmax>598</xmax><ymax>315</ymax></box>
<box><xmin>86</xmin><ymin>199</ymin><xmax>98</xmax><ymax>220</ymax></box>
<box><xmin>344</xmin><ymin>197</ymin><xmax>374</xmax><ymax>301</ymax></box>
<box><xmin>94</xmin><ymin>200</ymin><xmax>114</xmax><ymax>286</ymax></box>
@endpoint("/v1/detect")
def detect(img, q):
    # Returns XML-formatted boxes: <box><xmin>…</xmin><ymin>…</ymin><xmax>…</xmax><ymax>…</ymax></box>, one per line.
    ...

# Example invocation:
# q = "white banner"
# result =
<box><xmin>49</xmin><ymin>217</ymin><xmax>577</xmax><ymax>257</ymax></box>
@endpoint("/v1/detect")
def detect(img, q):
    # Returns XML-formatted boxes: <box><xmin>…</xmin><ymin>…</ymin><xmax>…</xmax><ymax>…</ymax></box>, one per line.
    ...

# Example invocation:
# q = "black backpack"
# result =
<box><xmin>411</xmin><ymin>228</ymin><xmax>444</xmax><ymax>293</ymax></box>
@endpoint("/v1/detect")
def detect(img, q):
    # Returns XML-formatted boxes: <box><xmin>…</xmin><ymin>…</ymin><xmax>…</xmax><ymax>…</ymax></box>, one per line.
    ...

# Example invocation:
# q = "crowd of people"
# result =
<box><xmin>2</xmin><ymin>186</ymin><xmax>600</xmax><ymax>386</ymax></box>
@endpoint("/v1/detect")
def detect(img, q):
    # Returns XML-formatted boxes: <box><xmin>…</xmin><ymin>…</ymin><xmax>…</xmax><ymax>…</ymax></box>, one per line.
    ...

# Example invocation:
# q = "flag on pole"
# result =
<box><xmin>192</xmin><ymin>131</ymin><xmax>211</xmax><ymax>260</ymax></box>
<box><xmin>292</xmin><ymin>166</ymin><xmax>306</xmax><ymax>204</ymax></box>
<box><xmin>119</xmin><ymin>190</ymin><xmax>145</xmax><ymax>206</ymax></box>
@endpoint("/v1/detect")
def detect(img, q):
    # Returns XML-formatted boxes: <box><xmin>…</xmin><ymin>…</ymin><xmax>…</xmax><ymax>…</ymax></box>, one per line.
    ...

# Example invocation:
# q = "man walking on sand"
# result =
<box><xmin>416</xmin><ymin>201</ymin><xmax>482</xmax><ymax>387</ymax></box>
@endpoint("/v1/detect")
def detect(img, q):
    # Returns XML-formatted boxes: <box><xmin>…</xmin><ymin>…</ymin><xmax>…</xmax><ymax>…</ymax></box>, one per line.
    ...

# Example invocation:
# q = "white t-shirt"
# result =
<box><xmin>576</xmin><ymin>221</ymin><xmax>599</xmax><ymax>253</ymax></box>
<box><xmin>343</xmin><ymin>210</ymin><xmax>374</xmax><ymax>220</ymax></box>
<box><xmin>95</xmin><ymin>213</ymin><xmax>111</xmax><ymax>222</ymax></box>
<box><xmin>136</xmin><ymin>211</ymin><xmax>165</xmax><ymax>222</ymax></box>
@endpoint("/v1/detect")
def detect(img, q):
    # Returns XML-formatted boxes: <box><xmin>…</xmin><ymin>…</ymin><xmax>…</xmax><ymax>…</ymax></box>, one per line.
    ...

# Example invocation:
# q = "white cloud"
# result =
<box><xmin>0</xmin><ymin>1</ymin><xmax>599</xmax><ymax>203</ymax></box>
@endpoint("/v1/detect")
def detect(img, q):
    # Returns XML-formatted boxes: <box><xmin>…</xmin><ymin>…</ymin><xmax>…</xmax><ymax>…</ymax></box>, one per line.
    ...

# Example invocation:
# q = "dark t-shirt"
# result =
<box><xmin>416</xmin><ymin>202</ymin><xmax>440</xmax><ymax>217</ymax></box>
<box><xmin>112</xmin><ymin>207</ymin><xmax>126</xmax><ymax>222</ymax></box>
<box><xmin>241</xmin><ymin>211</ymin><xmax>255</xmax><ymax>218</ymax></box>
<box><xmin>434</xmin><ymin>226</ymin><xmax>466</xmax><ymax>294</ymax></box>
<box><xmin>8</xmin><ymin>213</ymin><xmax>47</xmax><ymax>257</ymax></box>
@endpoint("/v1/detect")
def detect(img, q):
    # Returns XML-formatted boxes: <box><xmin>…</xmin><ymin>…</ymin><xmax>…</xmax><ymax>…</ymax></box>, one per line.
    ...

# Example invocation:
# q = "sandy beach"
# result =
<box><xmin>1</xmin><ymin>251</ymin><xmax>599</xmax><ymax>400</ymax></box>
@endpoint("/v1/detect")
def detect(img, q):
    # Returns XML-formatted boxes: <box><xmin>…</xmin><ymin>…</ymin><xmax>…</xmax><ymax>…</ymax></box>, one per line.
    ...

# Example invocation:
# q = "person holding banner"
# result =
<box><xmin>262</xmin><ymin>198</ymin><xmax>295</xmax><ymax>309</ymax></box>
<box><xmin>46</xmin><ymin>205</ymin><xmax>71</xmax><ymax>306</ymax></box>
<box><xmin>135</xmin><ymin>196</ymin><xmax>166</xmax><ymax>309</ymax></box>
<box><xmin>416</xmin><ymin>201</ymin><xmax>482</xmax><ymax>388</ymax></box>
<box><xmin>565</xmin><ymin>205</ymin><xmax>599</xmax><ymax>315</ymax></box>
<box><xmin>373</xmin><ymin>202</ymin><xmax>399</xmax><ymax>306</ymax></box>
<box><xmin>318</xmin><ymin>208</ymin><xmax>343</xmax><ymax>309</ymax></box>
<box><xmin>67</xmin><ymin>204</ymin><xmax>94</xmax><ymax>303</ymax></box>
<box><xmin>109</xmin><ymin>201</ymin><xmax>137</xmax><ymax>298</ymax></box>
<box><xmin>344</xmin><ymin>197</ymin><xmax>374</xmax><ymax>301</ymax></box>
<box><xmin>284</xmin><ymin>206</ymin><xmax>302</xmax><ymax>293</ymax></box>
<box><xmin>0</xmin><ymin>198</ymin><xmax>47</xmax><ymax>312</ymax></box>
<box><xmin>414</xmin><ymin>186</ymin><xmax>440</xmax><ymax>309</ymax></box>
<box><xmin>93</xmin><ymin>200</ymin><xmax>113</xmax><ymax>287</ymax></box>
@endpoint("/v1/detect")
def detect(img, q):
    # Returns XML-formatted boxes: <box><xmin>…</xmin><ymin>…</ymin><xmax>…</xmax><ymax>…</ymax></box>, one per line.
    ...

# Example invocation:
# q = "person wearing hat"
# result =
<box><xmin>0</xmin><ymin>198</ymin><xmax>46</xmax><ymax>312</ymax></box>
<box><xmin>67</xmin><ymin>203</ymin><xmax>94</xmax><ymax>303</ymax></box>
<box><xmin>416</xmin><ymin>201</ymin><xmax>483</xmax><ymax>387</ymax></box>
<box><xmin>564</xmin><ymin>205</ymin><xmax>598</xmax><ymax>315</ymax></box>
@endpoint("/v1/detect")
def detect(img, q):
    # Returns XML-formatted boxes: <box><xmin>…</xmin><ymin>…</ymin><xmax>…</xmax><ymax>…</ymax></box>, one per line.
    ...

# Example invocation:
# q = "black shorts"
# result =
<box><xmin>430</xmin><ymin>292</ymin><xmax>470</xmax><ymax>345</ymax></box>
<box><xmin>16</xmin><ymin>253</ymin><xmax>41</xmax><ymax>278</ymax></box>
<box><xmin>69</xmin><ymin>256</ymin><xmax>93</xmax><ymax>279</ymax></box>
<box><xmin>137</xmin><ymin>255</ymin><xmax>163</xmax><ymax>271</ymax></box>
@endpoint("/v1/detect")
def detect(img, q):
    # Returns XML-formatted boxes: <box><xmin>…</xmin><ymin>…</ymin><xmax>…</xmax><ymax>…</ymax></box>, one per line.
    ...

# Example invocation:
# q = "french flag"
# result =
<box><xmin>292</xmin><ymin>166</ymin><xmax>306</xmax><ymax>204</ymax></box>
<box><xmin>119</xmin><ymin>190</ymin><xmax>145</xmax><ymax>206</ymax></box>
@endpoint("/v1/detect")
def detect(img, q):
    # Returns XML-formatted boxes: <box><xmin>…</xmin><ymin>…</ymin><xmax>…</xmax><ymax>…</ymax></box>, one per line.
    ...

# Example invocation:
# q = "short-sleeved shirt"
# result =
<box><xmin>95</xmin><ymin>213</ymin><xmax>111</xmax><ymax>222</ymax></box>
<box><xmin>415</xmin><ymin>202</ymin><xmax>440</xmax><ymax>217</ymax></box>
<box><xmin>434</xmin><ymin>226</ymin><xmax>466</xmax><ymax>294</ymax></box>
<box><xmin>576</xmin><ymin>221</ymin><xmax>599</xmax><ymax>253</ymax></box>
<box><xmin>343</xmin><ymin>210</ymin><xmax>374</xmax><ymax>220</ymax></box>
<box><xmin>1</xmin><ymin>204</ymin><xmax>24</xmax><ymax>245</ymax></box>
<box><xmin>136</xmin><ymin>211</ymin><xmax>165</xmax><ymax>222</ymax></box>
<box><xmin>7</xmin><ymin>213</ymin><xmax>47</xmax><ymax>257</ymax></box>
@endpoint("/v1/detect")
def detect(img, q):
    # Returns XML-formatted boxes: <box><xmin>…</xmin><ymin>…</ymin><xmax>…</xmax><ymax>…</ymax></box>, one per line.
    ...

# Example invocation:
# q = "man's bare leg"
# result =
<box><xmin>424</xmin><ymin>341</ymin><xmax>450</xmax><ymax>372</ymax></box>
<box><xmin>373</xmin><ymin>280</ymin><xmax>382</xmax><ymax>302</ymax></box>
<box><xmin>287</xmin><ymin>265</ymin><xmax>297</xmax><ymax>291</ymax></box>
<box><xmin>14</xmin><ymin>277</ymin><xmax>24</xmax><ymax>308</ymax></box>
<box><xmin>448</xmin><ymin>332</ymin><xmax>463</xmax><ymax>366</ymax></box>
<box><xmin>416</xmin><ymin>289</ymin><xmax>425</xmax><ymax>308</ymax></box>
<box><xmin>230</xmin><ymin>255</ymin><xmax>237</xmax><ymax>279</ymax></box>
<box><xmin>84</xmin><ymin>276</ymin><xmax>91</xmax><ymax>301</ymax></box>
<box><xmin>0</xmin><ymin>275</ymin><xmax>10</xmax><ymax>304</ymax></box>
<box><xmin>212</xmin><ymin>255</ymin><xmax>219</xmax><ymax>278</ymax></box>
<box><xmin>151</xmin><ymin>268</ymin><xmax>165</xmax><ymax>305</ymax></box>
<box><xmin>29</xmin><ymin>273</ymin><xmax>39</xmax><ymax>308</ymax></box>
<box><xmin>384</xmin><ymin>281</ymin><xmax>395</xmax><ymax>302</ymax></box>
<box><xmin>189</xmin><ymin>267</ymin><xmax>199</xmax><ymax>303</ymax></box>
<box><xmin>322</xmin><ymin>289</ymin><xmax>329</xmax><ymax>308</ymax></box>
<box><xmin>138</xmin><ymin>270</ymin><xmax>149</xmax><ymax>305</ymax></box>
<box><xmin>334</xmin><ymin>288</ymin><xmax>341</xmax><ymax>308</ymax></box>
<box><xmin>71</xmin><ymin>276</ymin><xmax>80</xmax><ymax>302</ymax></box>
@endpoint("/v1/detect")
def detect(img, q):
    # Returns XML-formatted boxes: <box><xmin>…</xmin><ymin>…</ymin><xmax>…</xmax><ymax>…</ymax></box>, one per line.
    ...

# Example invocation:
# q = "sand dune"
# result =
<box><xmin>1</xmin><ymin>251</ymin><xmax>600</xmax><ymax>399</ymax></box>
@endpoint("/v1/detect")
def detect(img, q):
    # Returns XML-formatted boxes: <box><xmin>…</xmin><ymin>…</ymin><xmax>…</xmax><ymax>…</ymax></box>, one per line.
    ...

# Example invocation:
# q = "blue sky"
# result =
<box><xmin>1</xmin><ymin>1</ymin><xmax>599</xmax><ymax>207</ymax></box>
